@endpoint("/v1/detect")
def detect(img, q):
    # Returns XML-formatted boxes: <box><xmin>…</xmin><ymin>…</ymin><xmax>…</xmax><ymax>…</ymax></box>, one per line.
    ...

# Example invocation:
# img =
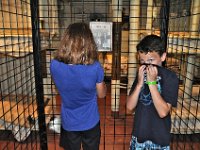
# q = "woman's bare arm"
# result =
<box><xmin>96</xmin><ymin>82</ymin><xmax>107</xmax><ymax>98</ymax></box>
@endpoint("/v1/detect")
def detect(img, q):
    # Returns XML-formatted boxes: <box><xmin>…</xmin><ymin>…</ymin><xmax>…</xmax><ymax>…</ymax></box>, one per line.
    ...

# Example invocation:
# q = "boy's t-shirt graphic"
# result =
<box><xmin>139</xmin><ymin>75</ymin><xmax>162</xmax><ymax>106</ymax></box>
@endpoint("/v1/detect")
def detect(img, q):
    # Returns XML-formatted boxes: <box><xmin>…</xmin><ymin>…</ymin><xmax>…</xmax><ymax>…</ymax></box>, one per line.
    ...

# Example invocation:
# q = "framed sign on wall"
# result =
<box><xmin>90</xmin><ymin>22</ymin><xmax>112</xmax><ymax>51</ymax></box>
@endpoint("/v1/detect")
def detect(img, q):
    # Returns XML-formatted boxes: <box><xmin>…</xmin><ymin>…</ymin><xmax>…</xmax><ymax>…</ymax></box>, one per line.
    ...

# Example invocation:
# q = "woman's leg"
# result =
<box><xmin>60</xmin><ymin>126</ymin><xmax>82</xmax><ymax>150</ymax></box>
<box><xmin>82</xmin><ymin>122</ymin><xmax>101</xmax><ymax>150</ymax></box>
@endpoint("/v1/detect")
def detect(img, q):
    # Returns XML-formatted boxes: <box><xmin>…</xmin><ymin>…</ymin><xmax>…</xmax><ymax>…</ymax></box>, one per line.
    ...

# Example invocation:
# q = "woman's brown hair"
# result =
<box><xmin>54</xmin><ymin>22</ymin><xmax>98</xmax><ymax>65</ymax></box>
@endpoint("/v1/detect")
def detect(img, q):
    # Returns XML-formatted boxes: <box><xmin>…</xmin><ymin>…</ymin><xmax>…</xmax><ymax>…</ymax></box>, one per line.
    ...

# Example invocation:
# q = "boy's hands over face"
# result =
<box><xmin>146</xmin><ymin>65</ymin><xmax>158</xmax><ymax>82</ymax></box>
<box><xmin>138</xmin><ymin>65</ymin><xmax>146</xmax><ymax>87</ymax></box>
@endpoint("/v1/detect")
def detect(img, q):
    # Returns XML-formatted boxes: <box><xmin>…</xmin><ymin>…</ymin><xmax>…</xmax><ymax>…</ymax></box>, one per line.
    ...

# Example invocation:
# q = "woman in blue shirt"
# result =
<box><xmin>50</xmin><ymin>22</ymin><xmax>107</xmax><ymax>150</ymax></box>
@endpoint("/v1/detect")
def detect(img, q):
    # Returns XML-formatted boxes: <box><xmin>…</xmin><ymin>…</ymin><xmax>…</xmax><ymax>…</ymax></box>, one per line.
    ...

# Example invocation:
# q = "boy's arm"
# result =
<box><xmin>146</xmin><ymin>65</ymin><xmax>173</xmax><ymax>118</ymax></box>
<box><xmin>126</xmin><ymin>84</ymin><xmax>142</xmax><ymax>113</ymax></box>
<box><xmin>126</xmin><ymin>65</ymin><xmax>146</xmax><ymax>113</ymax></box>
<box><xmin>148</xmin><ymin>85</ymin><xmax>171</xmax><ymax>118</ymax></box>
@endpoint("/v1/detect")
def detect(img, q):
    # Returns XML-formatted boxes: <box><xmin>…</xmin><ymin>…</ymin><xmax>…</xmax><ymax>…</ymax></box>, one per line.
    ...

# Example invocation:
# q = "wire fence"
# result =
<box><xmin>0</xmin><ymin>0</ymin><xmax>199</xmax><ymax>150</ymax></box>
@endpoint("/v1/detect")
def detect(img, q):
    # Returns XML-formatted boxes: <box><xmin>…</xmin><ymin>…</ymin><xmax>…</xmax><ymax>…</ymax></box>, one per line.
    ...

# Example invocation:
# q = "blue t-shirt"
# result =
<box><xmin>50</xmin><ymin>59</ymin><xmax>104</xmax><ymax>131</ymax></box>
<box><xmin>129</xmin><ymin>66</ymin><xmax>179</xmax><ymax>146</ymax></box>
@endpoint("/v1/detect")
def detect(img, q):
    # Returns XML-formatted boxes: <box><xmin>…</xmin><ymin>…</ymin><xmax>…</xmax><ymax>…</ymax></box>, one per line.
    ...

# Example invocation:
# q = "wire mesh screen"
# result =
<box><xmin>0</xmin><ymin>0</ymin><xmax>53</xmax><ymax>149</ymax></box>
<box><xmin>0</xmin><ymin>0</ymin><xmax>38</xmax><ymax>149</ymax></box>
<box><xmin>0</xmin><ymin>0</ymin><xmax>199</xmax><ymax>150</ymax></box>
<box><xmin>167</xmin><ymin>0</ymin><xmax>200</xmax><ymax>149</ymax></box>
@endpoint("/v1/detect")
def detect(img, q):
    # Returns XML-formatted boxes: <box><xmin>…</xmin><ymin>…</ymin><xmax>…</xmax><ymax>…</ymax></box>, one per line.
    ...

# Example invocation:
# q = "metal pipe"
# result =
<box><xmin>127</xmin><ymin>0</ymin><xmax>140</xmax><ymax>95</ymax></box>
<box><xmin>183</xmin><ymin>55</ymin><xmax>196</xmax><ymax>100</ymax></box>
<box><xmin>190</xmin><ymin>0</ymin><xmax>200</xmax><ymax>38</ymax></box>
<box><xmin>111</xmin><ymin>0</ymin><xmax>122</xmax><ymax>117</ymax></box>
<box><xmin>146</xmin><ymin>0</ymin><xmax>153</xmax><ymax>33</ymax></box>
<box><xmin>30</xmin><ymin>0</ymin><xmax>48</xmax><ymax>149</ymax></box>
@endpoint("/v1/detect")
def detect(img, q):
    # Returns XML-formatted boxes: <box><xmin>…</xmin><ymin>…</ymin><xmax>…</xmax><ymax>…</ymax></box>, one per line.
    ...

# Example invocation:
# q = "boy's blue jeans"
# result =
<box><xmin>130</xmin><ymin>136</ymin><xmax>170</xmax><ymax>150</ymax></box>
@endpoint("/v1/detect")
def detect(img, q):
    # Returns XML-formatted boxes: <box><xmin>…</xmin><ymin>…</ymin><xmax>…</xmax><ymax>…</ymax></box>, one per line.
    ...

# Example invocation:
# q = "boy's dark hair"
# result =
<box><xmin>136</xmin><ymin>34</ymin><xmax>165</xmax><ymax>56</ymax></box>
